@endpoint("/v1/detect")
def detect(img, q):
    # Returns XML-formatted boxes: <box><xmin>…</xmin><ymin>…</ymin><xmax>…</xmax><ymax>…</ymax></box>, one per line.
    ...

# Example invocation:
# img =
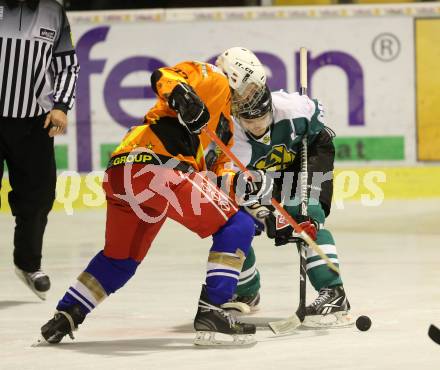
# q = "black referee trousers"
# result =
<box><xmin>0</xmin><ymin>114</ymin><xmax>56</xmax><ymax>272</ymax></box>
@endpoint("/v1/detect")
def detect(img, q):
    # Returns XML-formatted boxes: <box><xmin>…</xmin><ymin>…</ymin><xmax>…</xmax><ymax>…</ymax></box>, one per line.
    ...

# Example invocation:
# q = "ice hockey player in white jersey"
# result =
<box><xmin>216</xmin><ymin>47</ymin><xmax>352</xmax><ymax>327</ymax></box>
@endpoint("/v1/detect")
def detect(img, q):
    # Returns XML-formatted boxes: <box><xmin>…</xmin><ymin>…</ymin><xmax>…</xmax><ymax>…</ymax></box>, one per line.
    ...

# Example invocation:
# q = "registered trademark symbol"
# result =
<box><xmin>372</xmin><ymin>33</ymin><xmax>401</xmax><ymax>62</ymax></box>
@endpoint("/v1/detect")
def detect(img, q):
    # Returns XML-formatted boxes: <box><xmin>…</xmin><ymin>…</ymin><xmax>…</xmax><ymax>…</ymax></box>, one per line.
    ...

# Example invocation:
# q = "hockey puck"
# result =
<box><xmin>356</xmin><ymin>315</ymin><xmax>371</xmax><ymax>331</ymax></box>
<box><xmin>428</xmin><ymin>324</ymin><xmax>440</xmax><ymax>345</ymax></box>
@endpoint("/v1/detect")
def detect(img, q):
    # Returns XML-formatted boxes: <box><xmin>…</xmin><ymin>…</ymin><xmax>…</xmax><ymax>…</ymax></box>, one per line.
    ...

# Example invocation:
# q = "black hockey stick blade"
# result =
<box><xmin>428</xmin><ymin>324</ymin><xmax>440</xmax><ymax>345</ymax></box>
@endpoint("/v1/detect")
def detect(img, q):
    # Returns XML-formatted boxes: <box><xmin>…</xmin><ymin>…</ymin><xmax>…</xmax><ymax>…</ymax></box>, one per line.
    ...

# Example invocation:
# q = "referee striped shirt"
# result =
<box><xmin>0</xmin><ymin>0</ymin><xmax>79</xmax><ymax>118</ymax></box>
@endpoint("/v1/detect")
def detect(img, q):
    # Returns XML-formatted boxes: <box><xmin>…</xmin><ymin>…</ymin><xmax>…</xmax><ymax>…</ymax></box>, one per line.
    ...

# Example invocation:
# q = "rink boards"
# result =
<box><xmin>1</xmin><ymin>3</ymin><xmax>440</xmax><ymax>210</ymax></box>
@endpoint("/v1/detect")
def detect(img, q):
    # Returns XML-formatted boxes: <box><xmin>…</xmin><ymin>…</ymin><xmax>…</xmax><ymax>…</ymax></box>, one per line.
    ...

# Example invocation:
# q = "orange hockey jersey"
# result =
<box><xmin>110</xmin><ymin>61</ymin><xmax>235</xmax><ymax>177</ymax></box>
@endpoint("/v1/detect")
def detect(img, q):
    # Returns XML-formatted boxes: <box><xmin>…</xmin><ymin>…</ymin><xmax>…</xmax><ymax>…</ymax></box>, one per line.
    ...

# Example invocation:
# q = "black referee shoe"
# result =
<box><xmin>15</xmin><ymin>267</ymin><xmax>51</xmax><ymax>300</ymax></box>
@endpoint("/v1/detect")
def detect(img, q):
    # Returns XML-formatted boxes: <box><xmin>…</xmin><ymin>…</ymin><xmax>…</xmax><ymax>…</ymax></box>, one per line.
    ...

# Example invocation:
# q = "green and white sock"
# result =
<box><xmin>306</xmin><ymin>228</ymin><xmax>342</xmax><ymax>291</ymax></box>
<box><xmin>236</xmin><ymin>246</ymin><xmax>260</xmax><ymax>298</ymax></box>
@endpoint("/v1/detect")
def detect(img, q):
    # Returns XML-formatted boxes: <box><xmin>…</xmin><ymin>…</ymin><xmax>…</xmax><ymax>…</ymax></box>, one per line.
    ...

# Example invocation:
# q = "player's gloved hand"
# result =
<box><xmin>244</xmin><ymin>203</ymin><xmax>319</xmax><ymax>246</ymax></box>
<box><xmin>244</xmin><ymin>202</ymin><xmax>292</xmax><ymax>243</ymax></box>
<box><xmin>244</xmin><ymin>202</ymin><xmax>277</xmax><ymax>238</ymax></box>
<box><xmin>275</xmin><ymin>215</ymin><xmax>319</xmax><ymax>246</ymax></box>
<box><xmin>168</xmin><ymin>83</ymin><xmax>210</xmax><ymax>134</ymax></box>
<box><xmin>232</xmin><ymin>170</ymin><xmax>273</xmax><ymax>206</ymax></box>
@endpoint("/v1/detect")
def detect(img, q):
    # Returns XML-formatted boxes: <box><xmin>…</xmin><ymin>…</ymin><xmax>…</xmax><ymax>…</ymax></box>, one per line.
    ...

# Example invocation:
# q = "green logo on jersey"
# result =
<box><xmin>254</xmin><ymin>144</ymin><xmax>296</xmax><ymax>171</ymax></box>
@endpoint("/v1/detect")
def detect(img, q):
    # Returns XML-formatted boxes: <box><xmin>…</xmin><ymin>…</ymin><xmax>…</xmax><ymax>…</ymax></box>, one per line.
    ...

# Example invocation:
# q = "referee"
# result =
<box><xmin>0</xmin><ymin>0</ymin><xmax>79</xmax><ymax>300</ymax></box>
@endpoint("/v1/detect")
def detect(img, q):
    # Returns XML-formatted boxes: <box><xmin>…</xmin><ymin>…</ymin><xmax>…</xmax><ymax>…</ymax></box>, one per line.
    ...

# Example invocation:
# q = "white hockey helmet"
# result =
<box><xmin>215</xmin><ymin>47</ymin><xmax>266</xmax><ymax>94</ymax></box>
<box><xmin>216</xmin><ymin>47</ymin><xmax>267</xmax><ymax>119</ymax></box>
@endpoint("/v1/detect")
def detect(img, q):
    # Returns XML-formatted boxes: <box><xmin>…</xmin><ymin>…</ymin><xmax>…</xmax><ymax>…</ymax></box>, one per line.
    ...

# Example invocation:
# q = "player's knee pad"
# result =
<box><xmin>212</xmin><ymin>209</ymin><xmax>255</xmax><ymax>256</ymax></box>
<box><xmin>316</xmin><ymin>228</ymin><xmax>335</xmax><ymax>245</ymax></box>
<box><xmin>307</xmin><ymin>203</ymin><xmax>325</xmax><ymax>225</ymax></box>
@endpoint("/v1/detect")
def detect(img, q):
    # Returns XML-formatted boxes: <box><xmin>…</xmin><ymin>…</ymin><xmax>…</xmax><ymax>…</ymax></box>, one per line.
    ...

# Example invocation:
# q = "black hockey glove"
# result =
<box><xmin>168</xmin><ymin>83</ymin><xmax>210</xmax><ymax>134</ymax></box>
<box><xmin>244</xmin><ymin>203</ymin><xmax>319</xmax><ymax>246</ymax></box>
<box><xmin>232</xmin><ymin>170</ymin><xmax>274</xmax><ymax>206</ymax></box>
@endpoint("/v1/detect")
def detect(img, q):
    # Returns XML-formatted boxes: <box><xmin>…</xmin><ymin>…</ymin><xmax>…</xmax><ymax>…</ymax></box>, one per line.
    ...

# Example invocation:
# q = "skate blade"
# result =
<box><xmin>15</xmin><ymin>268</ymin><xmax>47</xmax><ymax>301</ymax></box>
<box><xmin>221</xmin><ymin>301</ymin><xmax>252</xmax><ymax>315</ymax></box>
<box><xmin>33</xmin><ymin>290</ymin><xmax>47</xmax><ymax>301</ymax></box>
<box><xmin>268</xmin><ymin>314</ymin><xmax>301</xmax><ymax>335</ymax></box>
<box><xmin>194</xmin><ymin>331</ymin><xmax>256</xmax><ymax>346</ymax></box>
<box><xmin>302</xmin><ymin>311</ymin><xmax>355</xmax><ymax>329</ymax></box>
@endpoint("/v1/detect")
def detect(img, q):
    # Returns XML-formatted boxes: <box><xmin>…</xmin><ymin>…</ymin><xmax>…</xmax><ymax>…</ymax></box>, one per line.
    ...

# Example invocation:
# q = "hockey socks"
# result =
<box><xmin>205</xmin><ymin>210</ymin><xmax>255</xmax><ymax>305</ymax></box>
<box><xmin>236</xmin><ymin>246</ymin><xmax>260</xmax><ymax>298</ymax></box>
<box><xmin>57</xmin><ymin>250</ymin><xmax>139</xmax><ymax>314</ymax></box>
<box><xmin>306</xmin><ymin>228</ymin><xmax>342</xmax><ymax>290</ymax></box>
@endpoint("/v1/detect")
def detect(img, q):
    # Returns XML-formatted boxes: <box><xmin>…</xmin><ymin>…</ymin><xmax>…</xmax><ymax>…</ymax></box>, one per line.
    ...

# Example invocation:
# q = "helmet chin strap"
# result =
<box><xmin>239</xmin><ymin>105</ymin><xmax>273</xmax><ymax>139</ymax></box>
<box><xmin>246</xmin><ymin>125</ymin><xmax>271</xmax><ymax>140</ymax></box>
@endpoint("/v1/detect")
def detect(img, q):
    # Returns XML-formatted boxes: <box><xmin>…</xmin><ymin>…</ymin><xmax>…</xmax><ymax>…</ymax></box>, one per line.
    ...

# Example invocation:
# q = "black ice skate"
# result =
<box><xmin>35</xmin><ymin>305</ymin><xmax>86</xmax><ymax>345</ymax></box>
<box><xmin>222</xmin><ymin>292</ymin><xmax>260</xmax><ymax>315</ymax></box>
<box><xmin>15</xmin><ymin>267</ymin><xmax>51</xmax><ymax>300</ymax></box>
<box><xmin>194</xmin><ymin>286</ymin><xmax>256</xmax><ymax>346</ymax></box>
<box><xmin>303</xmin><ymin>285</ymin><xmax>354</xmax><ymax>328</ymax></box>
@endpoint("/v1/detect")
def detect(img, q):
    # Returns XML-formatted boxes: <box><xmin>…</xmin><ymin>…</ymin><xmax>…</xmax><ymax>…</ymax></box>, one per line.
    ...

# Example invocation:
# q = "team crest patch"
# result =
<box><xmin>254</xmin><ymin>144</ymin><xmax>296</xmax><ymax>171</ymax></box>
<box><xmin>39</xmin><ymin>27</ymin><xmax>56</xmax><ymax>41</ymax></box>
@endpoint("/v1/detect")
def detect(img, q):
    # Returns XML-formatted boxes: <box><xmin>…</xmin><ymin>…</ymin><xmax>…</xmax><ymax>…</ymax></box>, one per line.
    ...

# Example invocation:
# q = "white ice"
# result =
<box><xmin>1</xmin><ymin>200</ymin><xmax>439</xmax><ymax>370</ymax></box>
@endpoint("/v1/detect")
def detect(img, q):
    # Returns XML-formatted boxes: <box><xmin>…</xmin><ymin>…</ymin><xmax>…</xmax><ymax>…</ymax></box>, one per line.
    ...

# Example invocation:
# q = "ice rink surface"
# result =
<box><xmin>1</xmin><ymin>200</ymin><xmax>439</xmax><ymax>370</ymax></box>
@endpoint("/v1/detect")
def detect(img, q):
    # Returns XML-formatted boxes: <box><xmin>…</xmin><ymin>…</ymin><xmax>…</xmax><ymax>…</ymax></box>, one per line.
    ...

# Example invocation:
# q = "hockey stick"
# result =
<box><xmin>268</xmin><ymin>47</ymin><xmax>309</xmax><ymax>335</ymax></box>
<box><xmin>428</xmin><ymin>324</ymin><xmax>440</xmax><ymax>345</ymax></box>
<box><xmin>297</xmin><ymin>46</ymin><xmax>309</xmax><ymax>323</ymax></box>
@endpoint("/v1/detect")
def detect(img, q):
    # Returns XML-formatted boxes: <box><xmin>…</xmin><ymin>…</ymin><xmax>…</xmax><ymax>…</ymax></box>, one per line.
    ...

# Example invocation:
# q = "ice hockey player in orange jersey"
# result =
<box><xmin>38</xmin><ymin>60</ymin><xmax>274</xmax><ymax>346</ymax></box>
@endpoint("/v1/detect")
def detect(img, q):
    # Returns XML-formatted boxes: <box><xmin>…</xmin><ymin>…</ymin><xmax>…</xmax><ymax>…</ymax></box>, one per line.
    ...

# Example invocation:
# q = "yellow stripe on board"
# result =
<box><xmin>416</xmin><ymin>19</ymin><xmax>440</xmax><ymax>160</ymax></box>
<box><xmin>332</xmin><ymin>167</ymin><xmax>440</xmax><ymax>203</ymax></box>
<box><xmin>1</xmin><ymin>167</ymin><xmax>440</xmax><ymax>213</ymax></box>
<box><xmin>0</xmin><ymin>172</ymin><xmax>107</xmax><ymax>213</ymax></box>
<box><xmin>273</xmin><ymin>0</ymin><xmax>334</xmax><ymax>5</ymax></box>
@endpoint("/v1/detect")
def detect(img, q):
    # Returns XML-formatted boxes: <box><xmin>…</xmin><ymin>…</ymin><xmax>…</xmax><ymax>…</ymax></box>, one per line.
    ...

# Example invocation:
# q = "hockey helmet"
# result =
<box><xmin>215</xmin><ymin>47</ymin><xmax>268</xmax><ymax>122</ymax></box>
<box><xmin>215</xmin><ymin>47</ymin><xmax>266</xmax><ymax>95</ymax></box>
